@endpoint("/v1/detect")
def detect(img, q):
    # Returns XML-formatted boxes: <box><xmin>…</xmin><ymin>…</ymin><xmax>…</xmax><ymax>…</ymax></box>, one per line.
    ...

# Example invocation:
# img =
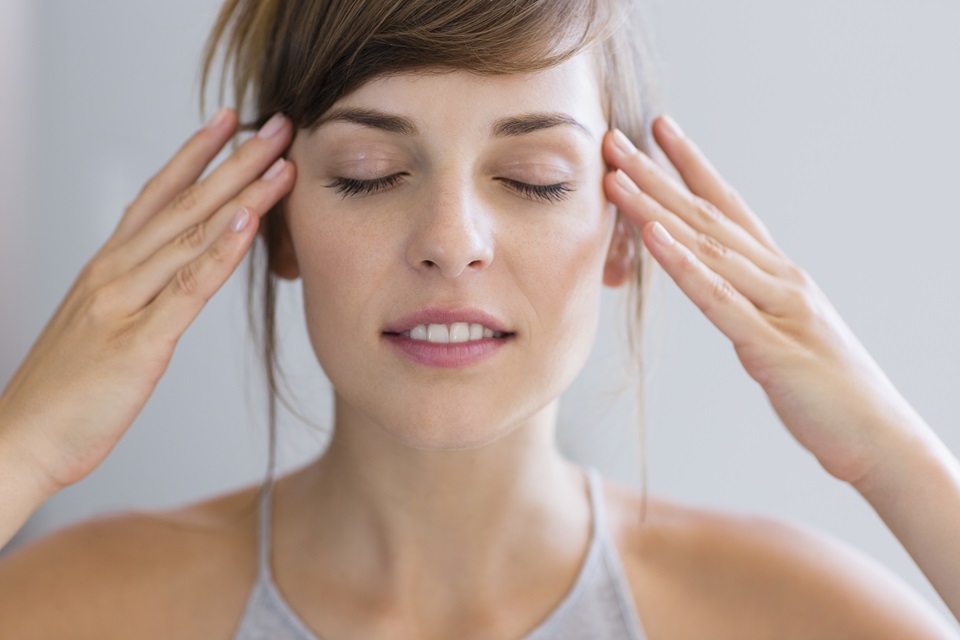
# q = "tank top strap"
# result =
<box><xmin>584</xmin><ymin>465</ymin><xmax>608</xmax><ymax>537</ymax></box>
<box><xmin>255</xmin><ymin>480</ymin><xmax>276</xmax><ymax>581</ymax></box>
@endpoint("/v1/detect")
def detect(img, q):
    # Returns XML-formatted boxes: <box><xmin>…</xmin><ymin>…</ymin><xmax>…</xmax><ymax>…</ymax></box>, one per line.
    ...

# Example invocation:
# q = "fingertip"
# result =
<box><xmin>618</xmin><ymin>128</ymin><xmax>639</xmax><ymax>153</ymax></box>
<box><xmin>648</xmin><ymin>220</ymin><xmax>675</xmax><ymax>248</ymax></box>
<box><xmin>651</xmin><ymin>113</ymin><xmax>679</xmax><ymax>139</ymax></box>
<box><xmin>229</xmin><ymin>207</ymin><xmax>252</xmax><ymax>234</ymax></box>
<box><xmin>203</xmin><ymin>106</ymin><xmax>237</xmax><ymax>133</ymax></box>
<box><xmin>282</xmin><ymin>155</ymin><xmax>298</xmax><ymax>182</ymax></box>
<box><xmin>602</xmin><ymin>169</ymin><xmax>637</xmax><ymax>213</ymax></box>
<box><xmin>229</xmin><ymin>205</ymin><xmax>262</xmax><ymax>241</ymax></box>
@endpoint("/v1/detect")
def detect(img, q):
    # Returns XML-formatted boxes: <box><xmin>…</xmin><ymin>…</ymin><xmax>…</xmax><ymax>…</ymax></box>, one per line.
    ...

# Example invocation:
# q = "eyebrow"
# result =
<box><xmin>492</xmin><ymin>113</ymin><xmax>591</xmax><ymax>139</ymax></box>
<box><xmin>314</xmin><ymin>107</ymin><xmax>591</xmax><ymax>139</ymax></box>
<box><xmin>314</xmin><ymin>107</ymin><xmax>418</xmax><ymax>135</ymax></box>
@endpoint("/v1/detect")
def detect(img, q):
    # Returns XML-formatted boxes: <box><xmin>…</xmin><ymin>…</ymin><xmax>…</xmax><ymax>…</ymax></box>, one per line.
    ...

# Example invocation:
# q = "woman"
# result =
<box><xmin>1</xmin><ymin>0</ymin><xmax>958</xmax><ymax>637</ymax></box>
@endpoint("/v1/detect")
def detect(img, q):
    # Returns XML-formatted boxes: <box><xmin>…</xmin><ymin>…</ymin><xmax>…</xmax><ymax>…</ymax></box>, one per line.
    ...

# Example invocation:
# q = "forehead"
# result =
<box><xmin>327</xmin><ymin>52</ymin><xmax>608</xmax><ymax>139</ymax></box>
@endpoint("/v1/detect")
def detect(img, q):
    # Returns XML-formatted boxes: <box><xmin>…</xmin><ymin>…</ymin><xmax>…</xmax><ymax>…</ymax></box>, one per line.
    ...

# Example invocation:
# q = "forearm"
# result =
<box><xmin>853</xmin><ymin>412</ymin><xmax>960</xmax><ymax>623</ymax></box>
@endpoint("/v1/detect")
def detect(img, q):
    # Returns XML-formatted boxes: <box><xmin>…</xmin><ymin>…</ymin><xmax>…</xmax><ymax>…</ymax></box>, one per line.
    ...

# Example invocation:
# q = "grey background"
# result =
<box><xmin>1</xmin><ymin>0</ymin><xmax>958</xmax><ymax>626</ymax></box>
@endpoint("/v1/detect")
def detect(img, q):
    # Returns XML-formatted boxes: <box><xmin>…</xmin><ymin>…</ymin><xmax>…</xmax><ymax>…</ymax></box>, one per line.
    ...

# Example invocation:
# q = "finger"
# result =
<box><xmin>640</xmin><ymin>219</ymin><xmax>775</xmax><ymax>348</ymax></box>
<box><xmin>135</xmin><ymin>203</ymin><xmax>261</xmax><ymax>347</ymax></box>
<box><xmin>108</xmin><ymin>157</ymin><xmax>294</xmax><ymax>314</ymax></box>
<box><xmin>108</xmin><ymin>112</ymin><xmax>293</xmax><ymax>277</ymax></box>
<box><xmin>109</xmin><ymin>107</ymin><xmax>238</xmax><ymax>247</ymax></box>
<box><xmin>606</xmin><ymin>171</ymin><xmax>795</xmax><ymax>317</ymax></box>
<box><xmin>650</xmin><ymin>115</ymin><xmax>783</xmax><ymax>254</ymax></box>
<box><xmin>604</xmin><ymin>129</ymin><xmax>786</xmax><ymax>277</ymax></box>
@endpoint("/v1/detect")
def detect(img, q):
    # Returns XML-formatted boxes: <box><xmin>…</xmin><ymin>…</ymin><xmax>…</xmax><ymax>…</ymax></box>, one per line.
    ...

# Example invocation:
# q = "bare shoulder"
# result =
<box><xmin>0</xmin><ymin>483</ymin><xmax>262</xmax><ymax>639</ymax></box>
<box><xmin>602</xmin><ymin>481</ymin><xmax>958</xmax><ymax>640</ymax></box>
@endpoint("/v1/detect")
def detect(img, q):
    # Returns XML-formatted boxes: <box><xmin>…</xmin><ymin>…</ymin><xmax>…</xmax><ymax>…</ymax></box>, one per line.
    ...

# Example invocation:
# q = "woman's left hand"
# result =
<box><xmin>602</xmin><ymin>115</ymin><xmax>920</xmax><ymax>486</ymax></box>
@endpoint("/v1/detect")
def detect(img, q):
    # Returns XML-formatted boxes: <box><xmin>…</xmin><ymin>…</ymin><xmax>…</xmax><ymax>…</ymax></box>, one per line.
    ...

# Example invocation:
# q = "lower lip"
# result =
<box><xmin>382</xmin><ymin>334</ymin><xmax>512</xmax><ymax>368</ymax></box>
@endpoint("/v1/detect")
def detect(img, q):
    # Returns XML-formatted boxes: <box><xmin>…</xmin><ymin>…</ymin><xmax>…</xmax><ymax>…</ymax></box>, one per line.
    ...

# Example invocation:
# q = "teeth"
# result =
<box><xmin>449</xmin><ymin>323</ymin><xmax>470</xmax><ymax>342</ymax></box>
<box><xmin>469</xmin><ymin>323</ymin><xmax>483</xmax><ymax>340</ymax></box>
<box><xmin>401</xmin><ymin>323</ymin><xmax>506</xmax><ymax>343</ymax></box>
<box><xmin>427</xmin><ymin>324</ymin><xmax>449</xmax><ymax>343</ymax></box>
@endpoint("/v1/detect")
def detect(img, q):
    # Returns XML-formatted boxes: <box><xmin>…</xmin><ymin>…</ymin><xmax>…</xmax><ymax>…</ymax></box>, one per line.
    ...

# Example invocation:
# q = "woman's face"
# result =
<box><xmin>281</xmin><ymin>52</ymin><xmax>631</xmax><ymax>449</ymax></box>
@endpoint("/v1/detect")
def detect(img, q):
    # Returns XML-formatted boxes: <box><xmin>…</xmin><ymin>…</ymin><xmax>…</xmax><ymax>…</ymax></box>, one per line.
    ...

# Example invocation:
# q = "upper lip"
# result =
<box><xmin>382</xmin><ymin>307</ymin><xmax>514</xmax><ymax>334</ymax></box>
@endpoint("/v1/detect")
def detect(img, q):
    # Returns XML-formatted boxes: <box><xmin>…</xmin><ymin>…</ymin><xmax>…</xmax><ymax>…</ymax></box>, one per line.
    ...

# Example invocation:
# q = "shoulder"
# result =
<box><xmin>602</xmin><ymin>481</ymin><xmax>957</xmax><ymax>640</ymax></box>
<box><xmin>0</xmin><ymin>483</ymin><xmax>262</xmax><ymax>639</ymax></box>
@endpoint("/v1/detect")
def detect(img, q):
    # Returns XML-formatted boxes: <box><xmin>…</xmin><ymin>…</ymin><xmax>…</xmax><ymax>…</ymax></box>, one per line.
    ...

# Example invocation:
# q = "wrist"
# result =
<box><xmin>0</xmin><ymin>405</ymin><xmax>65</xmax><ymax>504</ymax></box>
<box><xmin>851</xmin><ymin>411</ymin><xmax>956</xmax><ymax>502</ymax></box>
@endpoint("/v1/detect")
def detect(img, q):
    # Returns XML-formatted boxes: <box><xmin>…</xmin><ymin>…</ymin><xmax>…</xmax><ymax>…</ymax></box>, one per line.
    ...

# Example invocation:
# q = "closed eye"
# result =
<box><xmin>495</xmin><ymin>178</ymin><xmax>574</xmax><ymax>204</ymax></box>
<box><xmin>324</xmin><ymin>173</ymin><xmax>574</xmax><ymax>204</ymax></box>
<box><xmin>325</xmin><ymin>173</ymin><xmax>407</xmax><ymax>198</ymax></box>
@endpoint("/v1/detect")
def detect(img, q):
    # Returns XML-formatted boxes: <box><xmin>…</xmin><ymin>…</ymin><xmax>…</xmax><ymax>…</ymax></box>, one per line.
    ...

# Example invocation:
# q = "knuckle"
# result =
<box><xmin>785</xmin><ymin>261</ymin><xmax>812</xmax><ymax>287</ymax></box>
<box><xmin>176</xmin><ymin>223</ymin><xmax>208</xmax><ymax>252</ymax></box>
<box><xmin>138</xmin><ymin>174</ymin><xmax>165</xmax><ymax>201</ymax></box>
<box><xmin>696</xmin><ymin>232</ymin><xmax>727</xmax><ymax>261</ymax></box>
<box><xmin>781</xmin><ymin>280</ymin><xmax>816</xmax><ymax>318</ymax></box>
<box><xmin>173</xmin><ymin>262</ymin><xmax>202</xmax><ymax>297</ymax></box>
<box><xmin>83</xmin><ymin>285</ymin><xmax>120</xmax><ymax>323</ymax></box>
<box><xmin>79</xmin><ymin>255</ymin><xmax>112</xmax><ymax>286</ymax></box>
<box><xmin>170</xmin><ymin>183</ymin><xmax>202</xmax><ymax>213</ymax></box>
<box><xmin>709</xmin><ymin>273</ymin><xmax>736</xmax><ymax>305</ymax></box>
<box><xmin>677</xmin><ymin>244</ymin><xmax>699</xmax><ymax>274</ymax></box>
<box><xmin>693</xmin><ymin>197</ymin><xmax>724</xmax><ymax>225</ymax></box>
<box><xmin>206</xmin><ymin>236</ymin><xmax>231</xmax><ymax>264</ymax></box>
<box><xmin>792</xmin><ymin>293</ymin><xmax>818</xmax><ymax>323</ymax></box>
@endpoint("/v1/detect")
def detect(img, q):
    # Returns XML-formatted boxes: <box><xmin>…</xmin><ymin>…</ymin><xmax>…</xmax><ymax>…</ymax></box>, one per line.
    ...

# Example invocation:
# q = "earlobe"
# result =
<box><xmin>602</xmin><ymin>217</ymin><xmax>636</xmax><ymax>288</ymax></box>
<box><xmin>266</xmin><ymin>208</ymin><xmax>301</xmax><ymax>280</ymax></box>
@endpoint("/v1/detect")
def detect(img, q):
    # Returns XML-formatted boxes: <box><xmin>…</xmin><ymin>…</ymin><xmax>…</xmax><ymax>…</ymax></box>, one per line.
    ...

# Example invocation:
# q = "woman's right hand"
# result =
<box><xmin>0</xmin><ymin>107</ymin><xmax>295</xmax><ymax>499</ymax></box>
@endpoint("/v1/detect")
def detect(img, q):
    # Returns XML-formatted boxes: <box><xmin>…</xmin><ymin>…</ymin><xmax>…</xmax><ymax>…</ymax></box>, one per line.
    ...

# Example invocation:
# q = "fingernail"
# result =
<box><xmin>612</xmin><ymin>128</ymin><xmax>637</xmax><ymax>155</ymax></box>
<box><xmin>262</xmin><ymin>158</ymin><xmax>286</xmax><ymax>181</ymax></box>
<box><xmin>651</xmin><ymin>221</ymin><xmax>675</xmax><ymax>246</ymax></box>
<box><xmin>615</xmin><ymin>169</ymin><xmax>641</xmax><ymax>195</ymax></box>
<box><xmin>204</xmin><ymin>107</ymin><xmax>229</xmax><ymax>130</ymax></box>
<box><xmin>257</xmin><ymin>112</ymin><xmax>286</xmax><ymax>139</ymax></box>
<box><xmin>230</xmin><ymin>207</ymin><xmax>251</xmax><ymax>233</ymax></box>
<box><xmin>660</xmin><ymin>115</ymin><xmax>684</xmax><ymax>140</ymax></box>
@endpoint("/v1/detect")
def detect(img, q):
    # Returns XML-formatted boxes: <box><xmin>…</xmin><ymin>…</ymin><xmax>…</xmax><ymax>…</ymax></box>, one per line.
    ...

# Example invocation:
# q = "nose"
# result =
<box><xmin>405</xmin><ymin>178</ymin><xmax>494</xmax><ymax>278</ymax></box>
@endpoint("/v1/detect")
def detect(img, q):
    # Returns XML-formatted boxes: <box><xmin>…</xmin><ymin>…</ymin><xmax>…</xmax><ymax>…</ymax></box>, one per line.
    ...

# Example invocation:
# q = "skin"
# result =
<box><xmin>0</xmin><ymin>48</ymin><xmax>958</xmax><ymax>638</ymax></box>
<box><xmin>269</xmin><ymin>54</ymin><xmax>630</xmax><ymax>626</ymax></box>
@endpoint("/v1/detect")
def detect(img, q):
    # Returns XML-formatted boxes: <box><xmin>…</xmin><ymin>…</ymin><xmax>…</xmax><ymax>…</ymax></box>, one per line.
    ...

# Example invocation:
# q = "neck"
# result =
<box><xmin>282</xmin><ymin>394</ymin><xmax>592</xmax><ymax>611</ymax></box>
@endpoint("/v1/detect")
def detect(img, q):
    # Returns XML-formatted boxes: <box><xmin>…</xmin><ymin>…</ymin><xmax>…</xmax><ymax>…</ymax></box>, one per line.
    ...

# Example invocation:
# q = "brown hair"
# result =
<box><xmin>200</xmin><ymin>0</ymin><xmax>663</xmax><ymax>518</ymax></box>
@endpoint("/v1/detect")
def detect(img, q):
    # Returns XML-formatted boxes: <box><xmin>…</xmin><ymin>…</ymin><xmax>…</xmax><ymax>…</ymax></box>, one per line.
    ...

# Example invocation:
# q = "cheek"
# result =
<box><xmin>509</xmin><ymin>196</ymin><xmax>616</xmax><ymax>372</ymax></box>
<box><xmin>283</xmin><ymin>189</ymin><xmax>397</xmax><ymax>363</ymax></box>
<box><xmin>286</xmin><ymin>181</ymin><xmax>394</xmax><ymax>284</ymax></box>
<box><xmin>517</xmin><ymin>191</ymin><xmax>615</xmax><ymax>308</ymax></box>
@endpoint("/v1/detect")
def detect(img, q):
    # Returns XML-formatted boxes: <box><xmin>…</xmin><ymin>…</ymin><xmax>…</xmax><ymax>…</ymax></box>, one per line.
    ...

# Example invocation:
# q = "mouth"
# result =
<box><xmin>381</xmin><ymin>308</ymin><xmax>515</xmax><ymax>368</ymax></box>
<box><xmin>381</xmin><ymin>307</ymin><xmax>516</xmax><ymax>343</ymax></box>
<box><xmin>383</xmin><ymin>322</ymin><xmax>515</xmax><ymax>344</ymax></box>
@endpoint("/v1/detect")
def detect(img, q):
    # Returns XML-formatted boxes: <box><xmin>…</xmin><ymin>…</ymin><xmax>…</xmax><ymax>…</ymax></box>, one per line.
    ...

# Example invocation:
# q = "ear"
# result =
<box><xmin>266</xmin><ymin>207</ymin><xmax>300</xmax><ymax>280</ymax></box>
<box><xmin>602</xmin><ymin>217</ymin><xmax>636</xmax><ymax>288</ymax></box>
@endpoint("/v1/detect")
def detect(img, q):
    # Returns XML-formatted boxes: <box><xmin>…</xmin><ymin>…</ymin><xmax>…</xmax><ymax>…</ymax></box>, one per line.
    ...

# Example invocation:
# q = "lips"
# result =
<box><xmin>382</xmin><ymin>307</ymin><xmax>515</xmax><ymax>336</ymax></box>
<box><xmin>383</xmin><ymin>308</ymin><xmax>516</xmax><ymax>370</ymax></box>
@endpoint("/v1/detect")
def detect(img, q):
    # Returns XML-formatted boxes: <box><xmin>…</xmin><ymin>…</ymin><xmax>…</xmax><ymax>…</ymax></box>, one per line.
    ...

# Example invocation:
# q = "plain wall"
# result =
<box><xmin>2</xmin><ymin>0</ymin><xmax>958</xmax><ymax>627</ymax></box>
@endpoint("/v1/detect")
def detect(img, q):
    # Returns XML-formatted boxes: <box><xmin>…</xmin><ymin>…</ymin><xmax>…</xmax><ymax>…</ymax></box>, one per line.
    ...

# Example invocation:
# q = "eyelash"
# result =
<box><xmin>326</xmin><ymin>174</ymin><xmax>406</xmax><ymax>198</ymax></box>
<box><xmin>495</xmin><ymin>178</ymin><xmax>574</xmax><ymax>204</ymax></box>
<box><xmin>325</xmin><ymin>174</ymin><xmax>574</xmax><ymax>204</ymax></box>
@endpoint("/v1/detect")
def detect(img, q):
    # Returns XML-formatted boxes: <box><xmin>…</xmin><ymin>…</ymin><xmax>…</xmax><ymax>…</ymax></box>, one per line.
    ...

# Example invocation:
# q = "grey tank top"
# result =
<box><xmin>233</xmin><ymin>465</ymin><xmax>647</xmax><ymax>639</ymax></box>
